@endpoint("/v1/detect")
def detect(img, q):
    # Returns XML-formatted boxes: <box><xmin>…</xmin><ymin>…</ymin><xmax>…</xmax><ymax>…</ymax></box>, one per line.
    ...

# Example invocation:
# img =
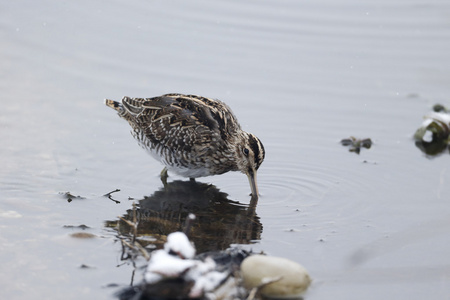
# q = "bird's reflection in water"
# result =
<box><xmin>107</xmin><ymin>180</ymin><xmax>262</xmax><ymax>253</ymax></box>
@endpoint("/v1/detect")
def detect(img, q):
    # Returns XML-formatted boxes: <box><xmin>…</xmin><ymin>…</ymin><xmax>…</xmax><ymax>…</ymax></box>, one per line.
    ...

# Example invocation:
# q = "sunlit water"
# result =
<box><xmin>1</xmin><ymin>1</ymin><xmax>450</xmax><ymax>299</ymax></box>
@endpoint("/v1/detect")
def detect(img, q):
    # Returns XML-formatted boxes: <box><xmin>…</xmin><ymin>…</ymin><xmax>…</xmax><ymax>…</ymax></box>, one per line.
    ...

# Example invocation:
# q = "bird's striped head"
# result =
<box><xmin>237</xmin><ymin>132</ymin><xmax>265</xmax><ymax>198</ymax></box>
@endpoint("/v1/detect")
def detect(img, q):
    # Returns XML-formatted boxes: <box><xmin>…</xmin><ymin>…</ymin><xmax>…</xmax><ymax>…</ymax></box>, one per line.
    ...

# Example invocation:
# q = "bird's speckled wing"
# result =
<box><xmin>121</xmin><ymin>94</ymin><xmax>241</xmax><ymax>156</ymax></box>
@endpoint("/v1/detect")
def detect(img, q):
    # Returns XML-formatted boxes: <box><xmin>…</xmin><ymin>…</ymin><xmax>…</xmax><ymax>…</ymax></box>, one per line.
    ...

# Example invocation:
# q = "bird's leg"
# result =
<box><xmin>160</xmin><ymin>167</ymin><xmax>169</xmax><ymax>187</ymax></box>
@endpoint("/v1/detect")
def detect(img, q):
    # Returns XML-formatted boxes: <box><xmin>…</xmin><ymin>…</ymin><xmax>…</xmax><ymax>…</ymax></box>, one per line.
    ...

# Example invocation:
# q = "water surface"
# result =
<box><xmin>1</xmin><ymin>1</ymin><xmax>450</xmax><ymax>299</ymax></box>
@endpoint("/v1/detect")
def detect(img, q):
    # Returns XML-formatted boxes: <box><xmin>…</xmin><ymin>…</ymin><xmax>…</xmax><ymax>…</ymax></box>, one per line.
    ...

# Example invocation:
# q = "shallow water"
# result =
<box><xmin>1</xmin><ymin>0</ymin><xmax>450</xmax><ymax>299</ymax></box>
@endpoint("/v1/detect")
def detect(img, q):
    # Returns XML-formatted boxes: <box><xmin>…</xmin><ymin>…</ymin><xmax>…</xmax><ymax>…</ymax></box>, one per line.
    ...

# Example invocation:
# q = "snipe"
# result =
<box><xmin>105</xmin><ymin>93</ymin><xmax>265</xmax><ymax>197</ymax></box>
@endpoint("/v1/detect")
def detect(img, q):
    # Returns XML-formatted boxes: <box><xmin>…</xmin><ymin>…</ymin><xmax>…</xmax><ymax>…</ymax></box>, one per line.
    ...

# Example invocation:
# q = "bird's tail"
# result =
<box><xmin>104</xmin><ymin>99</ymin><xmax>124</xmax><ymax>113</ymax></box>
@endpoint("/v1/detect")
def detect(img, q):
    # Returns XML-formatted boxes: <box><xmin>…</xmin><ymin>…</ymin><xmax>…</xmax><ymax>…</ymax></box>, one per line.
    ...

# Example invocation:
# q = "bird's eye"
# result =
<box><xmin>243</xmin><ymin>148</ymin><xmax>249</xmax><ymax>156</ymax></box>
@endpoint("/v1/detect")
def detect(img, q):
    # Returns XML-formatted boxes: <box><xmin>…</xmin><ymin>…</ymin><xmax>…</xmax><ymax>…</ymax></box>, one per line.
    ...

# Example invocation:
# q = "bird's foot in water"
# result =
<box><xmin>160</xmin><ymin>167</ymin><xmax>169</xmax><ymax>188</ymax></box>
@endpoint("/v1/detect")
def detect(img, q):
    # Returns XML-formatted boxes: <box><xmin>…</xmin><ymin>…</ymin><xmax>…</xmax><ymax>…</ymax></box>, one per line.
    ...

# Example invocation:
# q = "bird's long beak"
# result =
<box><xmin>247</xmin><ymin>169</ymin><xmax>259</xmax><ymax>198</ymax></box>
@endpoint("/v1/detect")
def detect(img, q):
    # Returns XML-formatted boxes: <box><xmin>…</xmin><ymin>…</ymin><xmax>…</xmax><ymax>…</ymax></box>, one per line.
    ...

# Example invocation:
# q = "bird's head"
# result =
<box><xmin>236</xmin><ymin>132</ymin><xmax>265</xmax><ymax>198</ymax></box>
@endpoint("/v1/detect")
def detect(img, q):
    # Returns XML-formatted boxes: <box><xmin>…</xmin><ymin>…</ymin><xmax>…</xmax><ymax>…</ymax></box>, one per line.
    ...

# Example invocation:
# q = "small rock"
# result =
<box><xmin>80</xmin><ymin>264</ymin><xmax>94</xmax><ymax>269</ymax></box>
<box><xmin>241</xmin><ymin>255</ymin><xmax>311</xmax><ymax>298</ymax></box>
<box><xmin>70</xmin><ymin>232</ymin><xmax>96</xmax><ymax>239</ymax></box>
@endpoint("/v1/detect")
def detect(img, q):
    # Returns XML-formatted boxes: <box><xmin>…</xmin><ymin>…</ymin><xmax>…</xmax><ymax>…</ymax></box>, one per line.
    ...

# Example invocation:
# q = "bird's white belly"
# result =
<box><xmin>166</xmin><ymin>165</ymin><xmax>212</xmax><ymax>178</ymax></box>
<box><xmin>137</xmin><ymin>136</ymin><xmax>213</xmax><ymax>178</ymax></box>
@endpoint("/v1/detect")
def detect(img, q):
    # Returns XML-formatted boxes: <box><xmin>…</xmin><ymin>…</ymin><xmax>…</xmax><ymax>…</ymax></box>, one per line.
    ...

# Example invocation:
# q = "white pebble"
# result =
<box><xmin>241</xmin><ymin>255</ymin><xmax>311</xmax><ymax>298</ymax></box>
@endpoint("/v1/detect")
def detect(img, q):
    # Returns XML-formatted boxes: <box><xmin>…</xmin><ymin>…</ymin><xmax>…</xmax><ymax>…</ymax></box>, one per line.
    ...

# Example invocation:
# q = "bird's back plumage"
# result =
<box><xmin>106</xmin><ymin>94</ymin><xmax>241</xmax><ymax>177</ymax></box>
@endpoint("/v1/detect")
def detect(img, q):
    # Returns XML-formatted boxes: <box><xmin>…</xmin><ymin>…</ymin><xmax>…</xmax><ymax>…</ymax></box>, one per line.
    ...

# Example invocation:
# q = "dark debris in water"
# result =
<box><xmin>340</xmin><ymin>136</ymin><xmax>372</xmax><ymax>154</ymax></box>
<box><xmin>63</xmin><ymin>224</ymin><xmax>90</xmax><ymax>230</ymax></box>
<box><xmin>80</xmin><ymin>264</ymin><xmax>95</xmax><ymax>269</ymax></box>
<box><xmin>432</xmin><ymin>103</ymin><xmax>449</xmax><ymax>113</ymax></box>
<box><xmin>414</xmin><ymin>104</ymin><xmax>450</xmax><ymax>156</ymax></box>
<box><xmin>59</xmin><ymin>191</ymin><xmax>86</xmax><ymax>203</ymax></box>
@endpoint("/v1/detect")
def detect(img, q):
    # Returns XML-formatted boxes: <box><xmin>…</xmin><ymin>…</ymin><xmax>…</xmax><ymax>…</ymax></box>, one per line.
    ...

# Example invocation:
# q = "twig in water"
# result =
<box><xmin>183</xmin><ymin>213</ymin><xmax>196</xmax><ymax>237</ymax></box>
<box><xmin>104</xmin><ymin>189</ymin><xmax>120</xmax><ymax>197</ymax></box>
<box><xmin>118</xmin><ymin>202</ymin><xmax>150</xmax><ymax>261</ymax></box>
<box><xmin>246</xmin><ymin>276</ymin><xmax>283</xmax><ymax>300</ymax></box>
<box><xmin>104</xmin><ymin>189</ymin><xmax>121</xmax><ymax>203</ymax></box>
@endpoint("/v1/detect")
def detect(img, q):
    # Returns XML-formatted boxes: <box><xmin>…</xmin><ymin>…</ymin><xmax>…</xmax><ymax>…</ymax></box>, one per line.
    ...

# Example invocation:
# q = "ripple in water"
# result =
<box><xmin>258</xmin><ymin>155</ymin><xmax>378</xmax><ymax>207</ymax></box>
